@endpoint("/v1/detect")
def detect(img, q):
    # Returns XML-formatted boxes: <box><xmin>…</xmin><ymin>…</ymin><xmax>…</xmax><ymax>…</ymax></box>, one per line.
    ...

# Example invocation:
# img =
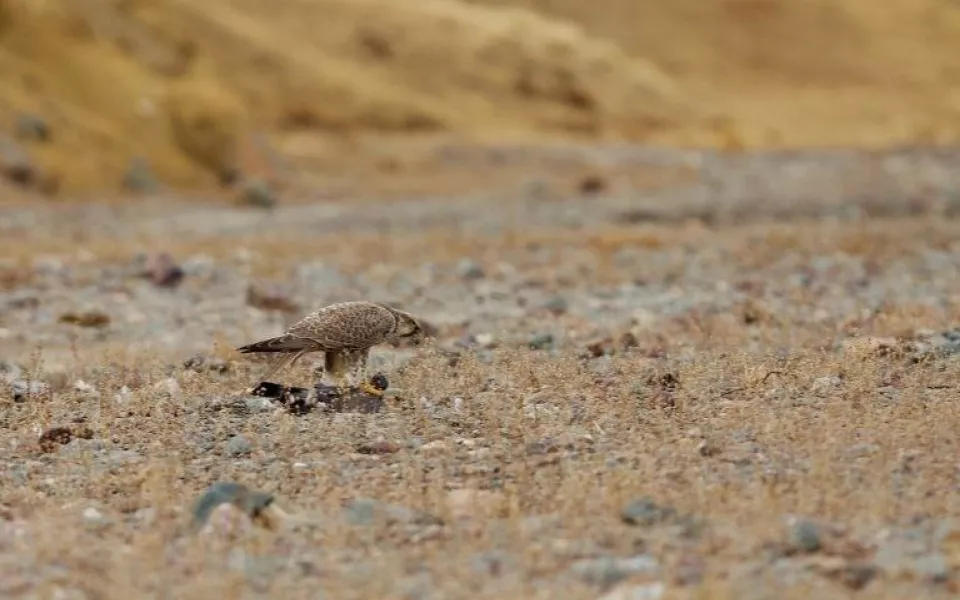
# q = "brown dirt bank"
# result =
<box><xmin>1</xmin><ymin>0</ymin><xmax>959</xmax><ymax>197</ymax></box>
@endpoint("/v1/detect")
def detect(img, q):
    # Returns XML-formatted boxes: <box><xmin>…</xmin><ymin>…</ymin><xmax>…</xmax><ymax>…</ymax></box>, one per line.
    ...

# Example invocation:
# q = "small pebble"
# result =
<box><xmin>225</xmin><ymin>435</ymin><xmax>253</xmax><ymax>457</ymax></box>
<box><xmin>11</xmin><ymin>379</ymin><xmax>49</xmax><ymax>402</ymax></box>
<box><xmin>72</xmin><ymin>379</ymin><xmax>100</xmax><ymax>398</ymax></box>
<box><xmin>14</xmin><ymin>114</ymin><xmax>51</xmax><ymax>142</ymax></box>
<box><xmin>153</xmin><ymin>378</ymin><xmax>181</xmax><ymax>398</ymax></box>
<box><xmin>0</xmin><ymin>360</ymin><xmax>22</xmax><ymax>383</ymax></box>
<box><xmin>598</xmin><ymin>582</ymin><xmax>665</xmax><ymax>600</ymax></box>
<box><xmin>243</xmin><ymin>396</ymin><xmax>277</xmax><ymax>414</ymax></box>
<box><xmin>474</xmin><ymin>333</ymin><xmax>495</xmax><ymax>347</ymax></box>
<box><xmin>469</xmin><ymin>550</ymin><xmax>513</xmax><ymax>576</ymax></box>
<box><xmin>181</xmin><ymin>254</ymin><xmax>216</xmax><ymax>278</ymax></box>
<box><xmin>789</xmin><ymin>518</ymin><xmax>822</xmax><ymax>553</ymax></box>
<box><xmin>141</xmin><ymin>252</ymin><xmax>184</xmax><ymax>288</ymax></box>
<box><xmin>909</xmin><ymin>553</ymin><xmax>950</xmax><ymax>582</ymax></box>
<box><xmin>343</xmin><ymin>497</ymin><xmax>442</xmax><ymax>527</ymax></box>
<box><xmin>192</xmin><ymin>481</ymin><xmax>275</xmax><ymax>531</ymax></box>
<box><xmin>455</xmin><ymin>258</ymin><xmax>485</xmax><ymax>281</ymax></box>
<box><xmin>528</xmin><ymin>332</ymin><xmax>554</xmax><ymax>350</ymax></box>
<box><xmin>542</xmin><ymin>295</ymin><xmax>569</xmax><ymax>314</ymax></box>
<box><xmin>0</xmin><ymin>133</ymin><xmax>35</xmax><ymax>186</ymax></box>
<box><xmin>810</xmin><ymin>375</ymin><xmax>842</xmax><ymax>395</ymax></box>
<box><xmin>82</xmin><ymin>507</ymin><xmax>110</xmax><ymax>528</ymax></box>
<box><xmin>418</xmin><ymin>440</ymin><xmax>448</xmax><ymax>454</ymax></box>
<box><xmin>102</xmin><ymin>450</ymin><xmax>142</xmax><ymax>466</ymax></box>
<box><xmin>122</xmin><ymin>157</ymin><xmax>160</xmax><ymax>192</ymax></box>
<box><xmin>621</xmin><ymin>497</ymin><xmax>676</xmax><ymax>527</ymax></box>
<box><xmin>246</xmin><ymin>282</ymin><xmax>299</xmax><ymax>312</ymax></box>
<box><xmin>569</xmin><ymin>555</ymin><xmax>660</xmax><ymax>587</ymax></box>
<box><xmin>237</xmin><ymin>178</ymin><xmax>278</xmax><ymax>208</ymax></box>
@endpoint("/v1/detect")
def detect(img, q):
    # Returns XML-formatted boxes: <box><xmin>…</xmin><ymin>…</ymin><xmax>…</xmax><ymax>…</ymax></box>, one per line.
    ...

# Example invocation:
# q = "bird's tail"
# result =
<box><xmin>236</xmin><ymin>334</ymin><xmax>313</xmax><ymax>354</ymax></box>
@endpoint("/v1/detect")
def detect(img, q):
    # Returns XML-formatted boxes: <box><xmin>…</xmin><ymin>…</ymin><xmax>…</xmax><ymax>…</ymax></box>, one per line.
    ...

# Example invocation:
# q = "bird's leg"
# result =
<box><xmin>325</xmin><ymin>351</ymin><xmax>351</xmax><ymax>399</ymax></box>
<box><xmin>246</xmin><ymin>350</ymin><xmax>304</xmax><ymax>394</ymax></box>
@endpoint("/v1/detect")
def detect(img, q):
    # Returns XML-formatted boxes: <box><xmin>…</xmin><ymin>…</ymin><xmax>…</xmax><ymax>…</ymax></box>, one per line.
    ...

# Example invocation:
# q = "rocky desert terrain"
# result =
<box><xmin>1</xmin><ymin>1</ymin><xmax>960</xmax><ymax>599</ymax></box>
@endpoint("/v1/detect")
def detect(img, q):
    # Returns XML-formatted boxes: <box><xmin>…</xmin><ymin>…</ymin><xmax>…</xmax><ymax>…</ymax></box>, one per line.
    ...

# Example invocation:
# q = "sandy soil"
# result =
<box><xmin>1</xmin><ymin>138</ymin><xmax>960</xmax><ymax>598</ymax></box>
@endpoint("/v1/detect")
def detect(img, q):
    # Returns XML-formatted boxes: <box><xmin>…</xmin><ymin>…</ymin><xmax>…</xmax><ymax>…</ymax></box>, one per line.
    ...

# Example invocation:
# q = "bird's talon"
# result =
<box><xmin>359</xmin><ymin>381</ymin><xmax>385</xmax><ymax>397</ymax></box>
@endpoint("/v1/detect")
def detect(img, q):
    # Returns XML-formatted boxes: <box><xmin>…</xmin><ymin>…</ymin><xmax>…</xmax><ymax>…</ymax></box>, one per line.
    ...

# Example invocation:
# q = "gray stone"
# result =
<box><xmin>14</xmin><ymin>113</ymin><xmax>51</xmax><ymax>142</ymax></box>
<box><xmin>598</xmin><ymin>582</ymin><xmax>665</xmax><ymax>600</ymax></box>
<box><xmin>788</xmin><ymin>519</ymin><xmax>821</xmax><ymax>553</ymax></box>
<box><xmin>244</xmin><ymin>396</ymin><xmax>278</xmax><ymax>414</ymax></box>
<box><xmin>835</xmin><ymin>563</ymin><xmax>878</xmax><ymax>590</ymax></box>
<box><xmin>0</xmin><ymin>360</ymin><xmax>22</xmax><ymax>383</ymax></box>
<box><xmin>101</xmin><ymin>450</ymin><xmax>142</xmax><ymax>466</ymax></box>
<box><xmin>225</xmin><ymin>435</ymin><xmax>253</xmax><ymax>457</ymax></box>
<box><xmin>343</xmin><ymin>497</ymin><xmax>443</xmax><ymax>527</ymax></box>
<box><xmin>9</xmin><ymin>379</ymin><xmax>48</xmax><ymax>402</ymax></box>
<box><xmin>32</xmin><ymin>256</ymin><xmax>66</xmax><ymax>277</ymax></box>
<box><xmin>237</xmin><ymin>178</ymin><xmax>278</xmax><ymax>208</ymax></box>
<box><xmin>932</xmin><ymin>519</ymin><xmax>960</xmax><ymax>546</ymax></box>
<box><xmin>122</xmin><ymin>157</ymin><xmax>160</xmax><ymax>193</ymax></box>
<box><xmin>810</xmin><ymin>375</ymin><xmax>842</xmax><ymax>395</ymax></box>
<box><xmin>132</xmin><ymin>507</ymin><xmax>157</xmax><ymax>526</ymax></box>
<box><xmin>82</xmin><ymin>506</ymin><xmax>111</xmax><ymax>529</ymax></box>
<box><xmin>874</xmin><ymin>536</ymin><xmax>951</xmax><ymax>582</ymax></box>
<box><xmin>910</xmin><ymin>553</ymin><xmax>950</xmax><ymax>582</ymax></box>
<box><xmin>569</xmin><ymin>554</ymin><xmax>660</xmax><ymax>587</ymax></box>
<box><xmin>228</xmin><ymin>550</ymin><xmax>286</xmax><ymax>584</ymax></box>
<box><xmin>528</xmin><ymin>332</ymin><xmax>555</xmax><ymax>350</ymax></box>
<box><xmin>392</xmin><ymin>574</ymin><xmax>435</xmax><ymax>600</ymax></box>
<box><xmin>0</xmin><ymin>133</ymin><xmax>34</xmax><ymax>185</ymax></box>
<box><xmin>872</xmin><ymin>536</ymin><xmax>930</xmax><ymax>579</ymax></box>
<box><xmin>469</xmin><ymin>550</ymin><xmax>513</xmax><ymax>576</ymax></box>
<box><xmin>589</xmin><ymin>356</ymin><xmax>614</xmax><ymax>375</ymax></box>
<box><xmin>914</xmin><ymin>328</ymin><xmax>960</xmax><ymax>360</ymax></box>
<box><xmin>542</xmin><ymin>295</ymin><xmax>569</xmax><ymax>314</ymax></box>
<box><xmin>621</xmin><ymin>498</ymin><xmax>676</xmax><ymax>527</ymax></box>
<box><xmin>181</xmin><ymin>254</ymin><xmax>216</xmax><ymax>278</ymax></box>
<box><xmin>455</xmin><ymin>258</ymin><xmax>485</xmax><ymax>281</ymax></box>
<box><xmin>845</xmin><ymin>443</ymin><xmax>880</xmax><ymax>458</ymax></box>
<box><xmin>192</xmin><ymin>482</ymin><xmax>275</xmax><ymax>527</ymax></box>
<box><xmin>7</xmin><ymin>464</ymin><xmax>30</xmax><ymax>485</ymax></box>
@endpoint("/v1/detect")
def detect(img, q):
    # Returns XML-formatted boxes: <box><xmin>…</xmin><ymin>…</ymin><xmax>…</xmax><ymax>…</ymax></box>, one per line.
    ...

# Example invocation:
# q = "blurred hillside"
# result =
<box><xmin>1</xmin><ymin>0</ymin><xmax>959</xmax><ymax>196</ymax></box>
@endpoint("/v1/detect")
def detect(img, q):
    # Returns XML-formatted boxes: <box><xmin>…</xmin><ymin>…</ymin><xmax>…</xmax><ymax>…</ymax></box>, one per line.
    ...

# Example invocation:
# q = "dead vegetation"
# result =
<box><xmin>1</xmin><ymin>328</ymin><xmax>958</xmax><ymax>598</ymax></box>
<box><xmin>1</xmin><ymin>175</ymin><xmax>959</xmax><ymax>597</ymax></box>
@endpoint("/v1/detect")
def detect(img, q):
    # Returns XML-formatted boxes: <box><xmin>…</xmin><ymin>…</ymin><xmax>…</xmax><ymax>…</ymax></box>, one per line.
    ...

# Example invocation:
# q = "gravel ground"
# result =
<box><xmin>0</xmin><ymin>142</ymin><xmax>959</xmax><ymax>599</ymax></box>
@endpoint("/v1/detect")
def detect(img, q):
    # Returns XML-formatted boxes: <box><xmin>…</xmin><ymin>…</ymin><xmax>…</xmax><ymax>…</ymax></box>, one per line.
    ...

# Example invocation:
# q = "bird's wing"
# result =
<box><xmin>236</xmin><ymin>334</ymin><xmax>316</xmax><ymax>354</ymax></box>
<box><xmin>287</xmin><ymin>303</ymin><xmax>395</xmax><ymax>350</ymax></box>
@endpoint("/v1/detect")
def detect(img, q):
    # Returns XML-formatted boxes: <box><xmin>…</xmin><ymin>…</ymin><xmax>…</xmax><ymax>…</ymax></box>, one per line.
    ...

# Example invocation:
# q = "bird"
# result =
<box><xmin>236</xmin><ymin>301</ymin><xmax>423</xmax><ymax>396</ymax></box>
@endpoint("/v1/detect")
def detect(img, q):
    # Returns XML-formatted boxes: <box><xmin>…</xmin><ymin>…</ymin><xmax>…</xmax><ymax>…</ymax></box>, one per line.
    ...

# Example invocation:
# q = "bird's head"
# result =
<box><xmin>383</xmin><ymin>305</ymin><xmax>425</xmax><ymax>344</ymax></box>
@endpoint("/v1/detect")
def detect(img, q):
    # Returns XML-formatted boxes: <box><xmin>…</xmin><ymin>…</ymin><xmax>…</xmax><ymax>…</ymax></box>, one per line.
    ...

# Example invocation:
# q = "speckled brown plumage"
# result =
<box><xmin>237</xmin><ymin>301</ymin><xmax>422</xmax><ymax>391</ymax></box>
